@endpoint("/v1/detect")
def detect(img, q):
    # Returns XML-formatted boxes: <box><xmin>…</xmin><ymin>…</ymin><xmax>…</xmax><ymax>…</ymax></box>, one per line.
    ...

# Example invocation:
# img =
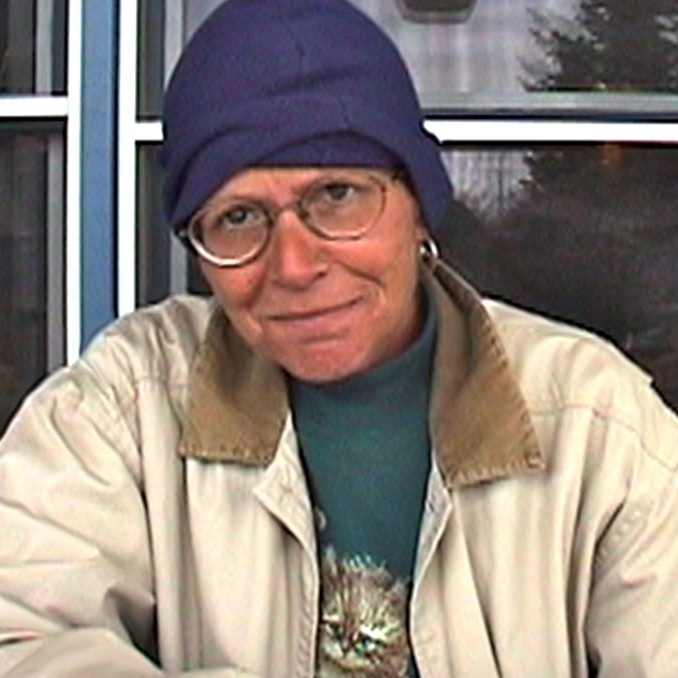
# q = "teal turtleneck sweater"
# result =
<box><xmin>288</xmin><ymin>289</ymin><xmax>436</xmax><ymax>676</ymax></box>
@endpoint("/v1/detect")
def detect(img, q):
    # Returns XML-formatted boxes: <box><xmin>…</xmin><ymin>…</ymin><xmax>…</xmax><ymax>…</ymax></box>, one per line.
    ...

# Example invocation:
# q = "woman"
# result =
<box><xmin>1</xmin><ymin>1</ymin><xmax>677</xmax><ymax>676</ymax></box>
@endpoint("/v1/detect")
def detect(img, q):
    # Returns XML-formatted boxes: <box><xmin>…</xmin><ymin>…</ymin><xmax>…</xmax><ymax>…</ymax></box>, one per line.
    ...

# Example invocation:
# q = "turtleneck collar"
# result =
<box><xmin>287</xmin><ymin>286</ymin><xmax>437</xmax><ymax>421</ymax></box>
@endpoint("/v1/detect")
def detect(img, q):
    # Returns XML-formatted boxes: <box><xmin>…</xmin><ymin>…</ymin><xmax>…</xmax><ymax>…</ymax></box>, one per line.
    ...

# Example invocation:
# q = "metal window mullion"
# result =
<box><xmin>164</xmin><ymin>2</ymin><xmax>184</xmax><ymax>88</ymax></box>
<box><xmin>66</xmin><ymin>0</ymin><xmax>83</xmax><ymax>363</ymax></box>
<box><xmin>35</xmin><ymin>0</ymin><xmax>54</xmax><ymax>92</ymax></box>
<box><xmin>46</xmin><ymin>134</ymin><xmax>65</xmax><ymax>370</ymax></box>
<box><xmin>80</xmin><ymin>2</ymin><xmax>118</xmax><ymax>347</ymax></box>
<box><xmin>164</xmin><ymin>2</ymin><xmax>188</xmax><ymax>295</ymax></box>
<box><xmin>118</xmin><ymin>0</ymin><xmax>140</xmax><ymax>317</ymax></box>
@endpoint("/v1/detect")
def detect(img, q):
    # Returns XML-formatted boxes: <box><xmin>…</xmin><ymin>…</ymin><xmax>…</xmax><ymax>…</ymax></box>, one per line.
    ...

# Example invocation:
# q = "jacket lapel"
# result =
<box><xmin>178</xmin><ymin>304</ymin><xmax>288</xmax><ymax>464</ymax></box>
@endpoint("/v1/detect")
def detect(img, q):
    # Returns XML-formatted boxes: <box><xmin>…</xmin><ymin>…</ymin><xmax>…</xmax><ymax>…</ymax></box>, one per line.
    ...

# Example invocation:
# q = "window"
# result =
<box><xmin>0</xmin><ymin>124</ymin><xmax>64</xmax><ymax>431</ymax></box>
<box><xmin>0</xmin><ymin>0</ymin><xmax>69</xmax><ymax>433</ymax></box>
<box><xmin>125</xmin><ymin>0</ymin><xmax>678</xmax><ymax>409</ymax></box>
<box><xmin>439</xmin><ymin>143</ymin><xmax>678</xmax><ymax>409</ymax></box>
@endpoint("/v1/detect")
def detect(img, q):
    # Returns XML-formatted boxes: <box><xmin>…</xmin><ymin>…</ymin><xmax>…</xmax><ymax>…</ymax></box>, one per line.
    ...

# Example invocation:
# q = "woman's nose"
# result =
<box><xmin>267</xmin><ymin>209</ymin><xmax>329</xmax><ymax>287</ymax></box>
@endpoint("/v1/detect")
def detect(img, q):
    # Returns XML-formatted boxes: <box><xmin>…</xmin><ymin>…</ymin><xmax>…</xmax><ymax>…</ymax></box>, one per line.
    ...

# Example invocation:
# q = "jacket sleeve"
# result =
<box><xmin>584</xmin><ymin>388</ymin><xmax>678</xmax><ymax>677</ymax></box>
<box><xmin>0</xmin><ymin>361</ymin><xmax>261</xmax><ymax>678</ymax></box>
<box><xmin>1</xmin><ymin>632</ymin><xmax>258</xmax><ymax>677</ymax></box>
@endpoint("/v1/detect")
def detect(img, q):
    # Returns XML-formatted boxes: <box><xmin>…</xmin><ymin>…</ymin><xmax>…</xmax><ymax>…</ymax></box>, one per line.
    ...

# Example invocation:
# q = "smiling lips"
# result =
<box><xmin>270</xmin><ymin>298</ymin><xmax>360</xmax><ymax>321</ymax></box>
<box><xmin>266</xmin><ymin>298</ymin><xmax>363</xmax><ymax>337</ymax></box>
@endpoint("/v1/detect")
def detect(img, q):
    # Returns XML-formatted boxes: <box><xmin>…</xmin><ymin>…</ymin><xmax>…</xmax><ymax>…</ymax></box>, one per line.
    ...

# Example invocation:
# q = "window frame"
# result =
<box><xmin>0</xmin><ymin>0</ymin><xmax>80</xmax><ymax>366</ymax></box>
<box><xmin>119</xmin><ymin>1</ymin><xmax>678</xmax><ymax>315</ymax></box>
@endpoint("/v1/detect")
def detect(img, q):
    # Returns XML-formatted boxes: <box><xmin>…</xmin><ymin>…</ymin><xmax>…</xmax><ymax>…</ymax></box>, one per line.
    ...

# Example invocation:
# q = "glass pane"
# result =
<box><xmin>352</xmin><ymin>0</ymin><xmax>678</xmax><ymax>105</ymax></box>
<box><xmin>439</xmin><ymin>143</ymin><xmax>678</xmax><ymax>410</ymax></box>
<box><xmin>137</xmin><ymin>138</ymin><xmax>678</xmax><ymax>411</ymax></box>
<box><xmin>0</xmin><ymin>123</ymin><xmax>65</xmax><ymax>435</ymax></box>
<box><xmin>136</xmin><ymin>143</ymin><xmax>209</xmax><ymax>307</ymax></box>
<box><xmin>138</xmin><ymin>0</ymin><xmax>678</xmax><ymax>115</ymax></box>
<box><xmin>0</xmin><ymin>0</ymin><xmax>68</xmax><ymax>95</ymax></box>
<box><xmin>137</xmin><ymin>1</ymin><xmax>165</xmax><ymax>118</ymax></box>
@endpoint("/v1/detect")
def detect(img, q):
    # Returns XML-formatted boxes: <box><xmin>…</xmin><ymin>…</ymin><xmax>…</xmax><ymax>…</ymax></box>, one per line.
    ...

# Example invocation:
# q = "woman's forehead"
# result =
<box><xmin>207</xmin><ymin>166</ymin><xmax>391</xmax><ymax>202</ymax></box>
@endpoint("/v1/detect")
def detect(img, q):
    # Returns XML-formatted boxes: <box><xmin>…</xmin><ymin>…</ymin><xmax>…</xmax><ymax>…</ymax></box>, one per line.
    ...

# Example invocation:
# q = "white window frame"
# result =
<box><xmin>117</xmin><ymin>3</ymin><xmax>678</xmax><ymax>317</ymax></box>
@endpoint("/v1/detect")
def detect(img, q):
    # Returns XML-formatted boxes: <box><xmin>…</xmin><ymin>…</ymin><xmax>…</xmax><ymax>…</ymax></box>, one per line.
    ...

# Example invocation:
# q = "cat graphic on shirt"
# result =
<box><xmin>316</xmin><ymin>547</ymin><xmax>411</xmax><ymax>677</ymax></box>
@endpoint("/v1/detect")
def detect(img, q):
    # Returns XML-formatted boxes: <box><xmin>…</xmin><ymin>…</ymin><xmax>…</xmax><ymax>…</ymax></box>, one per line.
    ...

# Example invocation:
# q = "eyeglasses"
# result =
<box><xmin>181</xmin><ymin>171</ymin><xmax>398</xmax><ymax>267</ymax></box>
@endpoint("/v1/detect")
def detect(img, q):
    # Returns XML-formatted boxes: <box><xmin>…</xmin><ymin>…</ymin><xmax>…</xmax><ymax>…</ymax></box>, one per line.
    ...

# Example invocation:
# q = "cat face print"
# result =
<box><xmin>317</xmin><ymin>548</ymin><xmax>411</xmax><ymax>678</ymax></box>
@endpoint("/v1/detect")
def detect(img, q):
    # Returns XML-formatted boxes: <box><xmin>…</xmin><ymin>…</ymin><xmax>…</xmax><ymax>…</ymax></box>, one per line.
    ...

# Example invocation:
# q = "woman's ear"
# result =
<box><xmin>414</xmin><ymin>210</ymin><xmax>429</xmax><ymax>243</ymax></box>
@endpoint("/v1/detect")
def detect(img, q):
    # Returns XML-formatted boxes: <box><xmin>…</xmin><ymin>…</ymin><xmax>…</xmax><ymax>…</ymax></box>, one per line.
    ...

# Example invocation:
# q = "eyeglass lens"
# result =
<box><xmin>189</xmin><ymin>173</ymin><xmax>387</xmax><ymax>266</ymax></box>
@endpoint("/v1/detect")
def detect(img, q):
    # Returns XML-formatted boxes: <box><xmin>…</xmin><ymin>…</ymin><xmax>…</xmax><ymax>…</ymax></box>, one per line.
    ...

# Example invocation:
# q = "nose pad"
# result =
<box><xmin>267</xmin><ymin>210</ymin><xmax>328</xmax><ymax>286</ymax></box>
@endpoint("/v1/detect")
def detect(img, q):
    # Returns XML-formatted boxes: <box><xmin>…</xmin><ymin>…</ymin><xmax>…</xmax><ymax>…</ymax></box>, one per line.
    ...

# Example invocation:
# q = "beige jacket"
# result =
<box><xmin>1</xmin><ymin>264</ymin><xmax>678</xmax><ymax>677</ymax></box>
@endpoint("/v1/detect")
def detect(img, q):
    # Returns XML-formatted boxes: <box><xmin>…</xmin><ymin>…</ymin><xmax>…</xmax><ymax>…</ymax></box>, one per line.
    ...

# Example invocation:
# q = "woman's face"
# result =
<box><xmin>197</xmin><ymin>166</ymin><xmax>427</xmax><ymax>382</ymax></box>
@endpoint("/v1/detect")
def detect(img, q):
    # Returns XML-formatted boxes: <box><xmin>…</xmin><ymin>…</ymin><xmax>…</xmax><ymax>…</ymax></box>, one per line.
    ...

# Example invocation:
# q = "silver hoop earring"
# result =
<box><xmin>419</xmin><ymin>237</ymin><xmax>440</xmax><ymax>267</ymax></box>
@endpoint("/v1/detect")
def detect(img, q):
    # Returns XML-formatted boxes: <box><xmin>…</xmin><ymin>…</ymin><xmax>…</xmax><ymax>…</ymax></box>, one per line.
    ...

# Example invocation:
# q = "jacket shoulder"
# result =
<box><xmin>82</xmin><ymin>294</ymin><xmax>214</xmax><ymax>382</ymax></box>
<box><xmin>484</xmin><ymin>298</ymin><xmax>678</xmax><ymax>469</ymax></box>
<box><xmin>484</xmin><ymin>297</ymin><xmax>652</xmax><ymax>397</ymax></box>
<box><xmin>12</xmin><ymin>295</ymin><xmax>215</xmax><ymax>444</ymax></box>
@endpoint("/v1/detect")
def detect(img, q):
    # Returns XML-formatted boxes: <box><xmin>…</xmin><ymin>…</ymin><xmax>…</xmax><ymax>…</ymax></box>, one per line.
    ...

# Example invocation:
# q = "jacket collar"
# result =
<box><xmin>426</xmin><ymin>263</ymin><xmax>544</xmax><ymax>485</ymax></box>
<box><xmin>178</xmin><ymin>261</ymin><xmax>545</xmax><ymax>485</ymax></box>
<box><xmin>177</xmin><ymin>304</ymin><xmax>288</xmax><ymax>466</ymax></box>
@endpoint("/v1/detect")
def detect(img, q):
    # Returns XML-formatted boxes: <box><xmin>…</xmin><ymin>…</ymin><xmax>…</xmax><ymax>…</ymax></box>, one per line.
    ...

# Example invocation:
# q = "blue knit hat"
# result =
<box><xmin>161</xmin><ymin>0</ymin><xmax>453</xmax><ymax>233</ymax></box>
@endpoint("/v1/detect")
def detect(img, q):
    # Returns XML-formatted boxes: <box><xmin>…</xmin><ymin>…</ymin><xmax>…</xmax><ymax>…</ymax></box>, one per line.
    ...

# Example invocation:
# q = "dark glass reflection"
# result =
<box><xmin>0</xmin><ymin>128</ymin><xmax>60</xmax><ymax>433</ymax></box>
<box><xmin>0</xmin><ymin>0</ymin><xmax>67</xmax><ymax>94</ymax></box>
<box><xmin>440</xmin><ymin>143</ymin><xmax>678</xmax><ymax>411</ymax></box>
<box><xmin>138</xmin><ymin>1</ymin><xmax>678</xmax><ymax>114</ymax></box>
<box><xmin>136</xmin><ymin>145</ymin><xmax>210</xmax><ymax>307</ymax></box>
<box><xmin>525</xmin><ymin>0</ymin><xmax>678</xmax><ymax>94</ymax></box>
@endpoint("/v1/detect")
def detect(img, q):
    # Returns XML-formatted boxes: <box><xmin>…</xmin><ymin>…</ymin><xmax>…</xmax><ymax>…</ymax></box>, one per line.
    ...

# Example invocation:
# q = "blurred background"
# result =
<box><xmin>1</xmin><ymin>0</ymin><xmax>677</xmax><ymax>434</ymax></box>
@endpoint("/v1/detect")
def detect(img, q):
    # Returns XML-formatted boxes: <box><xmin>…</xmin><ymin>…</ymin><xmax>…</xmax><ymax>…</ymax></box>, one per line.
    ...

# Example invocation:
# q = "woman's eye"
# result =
<box><xmin>212</xmin><ymin>204</ymin><xmax>262</xmax><ymax>230</ymax></box>
<box><xmin>320</xmin><ymin>182</ymin><xmax>357</xmax><ymax>203</ymax></box>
